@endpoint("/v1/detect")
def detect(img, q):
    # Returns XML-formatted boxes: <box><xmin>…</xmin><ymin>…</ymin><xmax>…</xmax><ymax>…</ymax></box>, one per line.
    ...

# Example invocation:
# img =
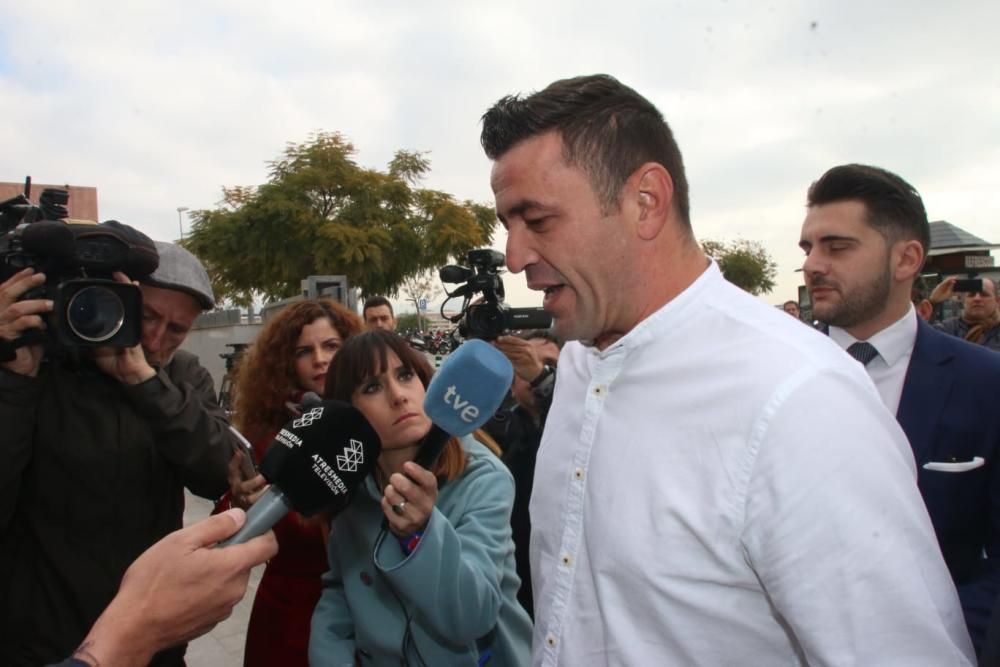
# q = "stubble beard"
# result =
<box><xmin>814</xmin><ymin>265</ymin><xmax>892</xmax><ymax>330</ymax></box>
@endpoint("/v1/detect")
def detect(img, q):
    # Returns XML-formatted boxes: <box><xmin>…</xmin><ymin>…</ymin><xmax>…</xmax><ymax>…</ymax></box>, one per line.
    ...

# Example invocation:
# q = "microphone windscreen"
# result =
<box><xmin>260</xmin><ymin>400</ymin><xmax>382</xmax><ymax>517</ymax></box>
<box><xmin>20</xmin><ymin>220</ymin><xmax>76</xmax><ymax>260</ymax></box>
<box><xmin>424</xmin><ymin>339</ymin><xmax>513</xmax><ymax>437</ymax></box>
<box><xmin>300</xmin><ymin>391</ymin><xmax>323</xmax><ymax>408</ymax></box>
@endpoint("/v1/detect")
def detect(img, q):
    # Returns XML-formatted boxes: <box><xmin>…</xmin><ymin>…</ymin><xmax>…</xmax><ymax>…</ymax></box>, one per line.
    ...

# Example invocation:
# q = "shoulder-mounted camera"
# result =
<box><xmin>439</xmin><ymin>248</ymin><xmax>551</xmax><ymax>341</ymax></box>
<box><xmin>0</xmin><ymin>180</ymin><xmax>158</xmax><ymax>361</ymax></box>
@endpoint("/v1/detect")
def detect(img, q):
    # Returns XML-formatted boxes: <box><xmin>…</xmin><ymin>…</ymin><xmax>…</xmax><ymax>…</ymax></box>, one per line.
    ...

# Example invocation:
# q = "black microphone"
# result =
<box><xmin>300</xmin><ymin>391</ymin><xmax>323</xmax><ymax>408</ymax></box>
<box><xmin>413</xmin><ymin>339</ymin><xmax>514</xmax><ymax>471</ymax></box>
<box><xmin>219</xmin><ymin>400</ymin><xmax>382</xmax><ymax>546</ymax></box>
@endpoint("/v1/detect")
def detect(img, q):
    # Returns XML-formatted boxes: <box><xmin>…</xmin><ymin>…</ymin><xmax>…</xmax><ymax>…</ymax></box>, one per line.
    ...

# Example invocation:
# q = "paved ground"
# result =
<box><xmin>182</xmin><ymin>491</ymin><xmax>261</xmax><ymax>667</ymax></box>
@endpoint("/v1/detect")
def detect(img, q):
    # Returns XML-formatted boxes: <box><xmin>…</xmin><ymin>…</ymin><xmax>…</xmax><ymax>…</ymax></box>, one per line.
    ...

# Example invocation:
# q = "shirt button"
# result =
<box><xmin>546</xmin><ymin>633</ymin><xmax>557</xmax><ymax>647</ymax></box>
<box><xmin>574</xmin><ymin>468</ymin><xmax>584</xmax><ymax>481</ymax></box>
<box><xmin>561</xmin><ymin>553</ymin><xmax>573</xmax><ymax>567</ymax></box>
<box><xmin>593</xmin><ymin>384</ymin><xmax>605</xmax><ymax>396</ymax></box>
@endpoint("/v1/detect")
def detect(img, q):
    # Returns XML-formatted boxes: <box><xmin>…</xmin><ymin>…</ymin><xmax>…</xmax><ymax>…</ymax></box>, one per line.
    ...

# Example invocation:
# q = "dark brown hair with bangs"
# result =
<box><xmin>324</xmin><ymin>330</ymin><xmax>474</xmax><ymax>481</ymax></box>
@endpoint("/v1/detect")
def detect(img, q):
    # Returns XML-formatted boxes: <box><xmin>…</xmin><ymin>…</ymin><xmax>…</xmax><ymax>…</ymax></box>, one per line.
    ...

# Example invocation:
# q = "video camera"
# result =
<box><xmin>439</xmin><ymin>248</ymin><xmax>552</xmax><ymax>341</ymax></box>
<box><xmin>0</xmin><ymin>178</ymin><xmax>159</xmax><ymax>360</ymax></box>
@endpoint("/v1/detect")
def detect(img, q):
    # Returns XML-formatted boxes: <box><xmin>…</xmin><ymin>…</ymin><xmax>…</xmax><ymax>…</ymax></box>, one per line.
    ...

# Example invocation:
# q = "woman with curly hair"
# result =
<box><xmin>223</xmin><ymin>298</ymin><xmax>364</xmax><ymax>667</ymax></box>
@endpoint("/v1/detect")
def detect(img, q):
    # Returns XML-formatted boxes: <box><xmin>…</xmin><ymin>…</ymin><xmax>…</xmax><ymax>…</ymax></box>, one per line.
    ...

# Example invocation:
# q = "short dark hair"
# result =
<box><xmin>807</xmin><ymin>164</ymin><xmax>930</xmax><ymax>254</ymax></box>
<box><xmin>783</xmin><ymin>300</ymin><xmax>799</xmax><ymax>309</ymax></box>
<box><xmin>480</xmin><ymin>74</ymin><xmax>690</xmax><ymax>226</ymax></box>
<box><xmin>520</xmin><ymin>329</ymin><xmax>562</xmax><ymax>348</ymax></box>
<box><xmin>362</xmin><ymin>296</ymin><xmax>394</xmax><ymax>318</ymax></box>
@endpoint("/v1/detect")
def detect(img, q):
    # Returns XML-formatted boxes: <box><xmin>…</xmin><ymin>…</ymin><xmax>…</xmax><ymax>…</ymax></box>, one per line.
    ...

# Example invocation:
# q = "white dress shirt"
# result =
<box><xmin>829</xmin><ymin>306</ymin><xmax>917</xmax><ymax>415</ymax></box>
<box><xmin>529</xmin><ymin>262</ymin><xmax>972</xmax><ymax>666</ymax></box>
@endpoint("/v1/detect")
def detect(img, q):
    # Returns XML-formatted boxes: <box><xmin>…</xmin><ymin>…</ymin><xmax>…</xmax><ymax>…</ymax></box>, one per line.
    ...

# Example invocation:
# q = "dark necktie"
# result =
<box><xmin>847</xmin><ymin>341</ymin><xmax>879</xmax><ymax>366</ymax></box>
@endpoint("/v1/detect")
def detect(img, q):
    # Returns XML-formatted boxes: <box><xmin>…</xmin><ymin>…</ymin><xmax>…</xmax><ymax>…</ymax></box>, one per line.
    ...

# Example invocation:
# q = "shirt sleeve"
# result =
<box><xmin>0</xmin><ymin>367</ymin><xmax>43</xmax><ymax>534</ymax></box>
<box><xmin>741</xmin><ymin>366</ymin><xmax>974</xmax><ymax>666</ymax></box>
<box><xmin>120</xmin><ymin>353</ymin><xmax>232</xmax><ymax>499</ymax></box>
<box><xmin>373</xmin><ymin>461</ymin><xmax>516</xmax><ymax>643</ymax></box>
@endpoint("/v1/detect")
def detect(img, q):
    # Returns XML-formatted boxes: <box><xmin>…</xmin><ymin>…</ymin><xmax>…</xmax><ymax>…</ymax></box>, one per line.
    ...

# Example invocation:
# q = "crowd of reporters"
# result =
<box><xmin>3</xmin><ymin>71</ymin><xmax>1000</xmax><ymax>667</ymax></box>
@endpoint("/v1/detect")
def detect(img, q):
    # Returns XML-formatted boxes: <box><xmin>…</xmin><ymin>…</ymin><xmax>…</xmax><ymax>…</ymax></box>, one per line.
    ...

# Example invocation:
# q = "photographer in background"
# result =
<box><xmin>0</xmin><ymin>240</ymin><xmax>235</xmax><ymax>666</ymax></box>
<box><xmin>929</xmin><ymin>276</ymin><xmax>1000</xmax><ymax>351</ymax></box>
<box><xmin>487</xmin><ymin>330</ymin><xmax>561</xmax><ymax>619</ymax></box>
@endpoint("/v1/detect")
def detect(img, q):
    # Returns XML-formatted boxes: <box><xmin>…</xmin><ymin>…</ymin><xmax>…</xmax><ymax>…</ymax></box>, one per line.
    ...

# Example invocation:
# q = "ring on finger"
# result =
<box><xmin>391</xmin><ymin>500</ymin><xmax>407</xmax><ymax>516</ymax></box>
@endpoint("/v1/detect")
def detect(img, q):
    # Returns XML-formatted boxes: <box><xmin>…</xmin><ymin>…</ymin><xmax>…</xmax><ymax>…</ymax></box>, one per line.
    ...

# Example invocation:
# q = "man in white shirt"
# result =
<box><xmin>800</xmin><ymin>163</ymin><xmax>1000</xmax><ymax>655</ymax></box>
<box><xmin>479</xmin><ymin>75</ymin><xmax>973</xmax><ymax>665</ymax></box>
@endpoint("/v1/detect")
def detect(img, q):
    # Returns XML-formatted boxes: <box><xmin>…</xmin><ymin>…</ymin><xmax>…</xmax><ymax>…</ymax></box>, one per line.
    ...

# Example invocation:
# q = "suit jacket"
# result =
<box><xmin>897</xmin><ymin>319</ymin><xmax>1000</xmax><ymax>652</ymax></box>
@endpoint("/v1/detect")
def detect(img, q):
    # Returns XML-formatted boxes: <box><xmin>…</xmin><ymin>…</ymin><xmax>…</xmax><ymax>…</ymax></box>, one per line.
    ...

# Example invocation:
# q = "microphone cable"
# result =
<box><xmin>373</xmin><ymin>523</ymin><xmax>430</xmax><ymax>667</ymax></box>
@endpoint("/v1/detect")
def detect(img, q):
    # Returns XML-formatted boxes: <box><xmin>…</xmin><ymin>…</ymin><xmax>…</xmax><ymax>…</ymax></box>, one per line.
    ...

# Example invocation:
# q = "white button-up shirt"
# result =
<box><xmin>530</xmin><ymin>262</ymin><xmax>973</xmax><ymax>666</ymax></box>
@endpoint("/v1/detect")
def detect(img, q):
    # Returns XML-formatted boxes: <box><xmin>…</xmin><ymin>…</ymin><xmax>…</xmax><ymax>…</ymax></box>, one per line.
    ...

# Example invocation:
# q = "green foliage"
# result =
<box><xmin>184</xmin><ymin>132</ymin><xmax>495</xmax><ymax>306</ymax></box>
<box><xmin>701</xmin><ymin>238</ymin><xmax>777</xmax><ymax>296</ymax></box>
<box><xmin>395</xmin><ymin>313</ymin><xmax>422</xmax><ymax>332</ymax></box>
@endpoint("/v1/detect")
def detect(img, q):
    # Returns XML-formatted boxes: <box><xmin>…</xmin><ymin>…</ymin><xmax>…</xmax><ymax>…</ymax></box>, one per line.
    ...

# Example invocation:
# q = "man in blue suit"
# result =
<box><xmin>800</xmin><ymin>163</ymin><xmax>1000</xmax><ymax>655</ymax></box>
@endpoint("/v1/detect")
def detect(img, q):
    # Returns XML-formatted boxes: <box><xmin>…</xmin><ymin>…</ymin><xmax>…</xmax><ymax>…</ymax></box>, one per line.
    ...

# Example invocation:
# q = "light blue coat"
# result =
<box><xmin>310</xmin><ymin>436</ymin><xmax>532</xmax><ymax>666</ymax></box>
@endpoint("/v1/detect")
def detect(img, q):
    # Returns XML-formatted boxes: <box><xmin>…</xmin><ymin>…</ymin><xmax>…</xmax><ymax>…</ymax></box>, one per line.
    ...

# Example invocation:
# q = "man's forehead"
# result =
<box><xmin>490</xmin><ymin>131</ymin><xmax>568</xmax><ymax>192</ymax></box>
<box><xmin>141</xmin><ymin>284</ymin><xmax>200</xmax><ymax>319</ymax></box>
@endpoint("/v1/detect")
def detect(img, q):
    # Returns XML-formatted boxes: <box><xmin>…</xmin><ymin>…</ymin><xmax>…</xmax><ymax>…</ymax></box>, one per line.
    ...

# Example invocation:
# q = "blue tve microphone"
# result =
<box><xmin>413</xmin><ymin>339</ymin><xmax>514</xmax><ymax>471</ymax></box>
<box><xmin>219</xmin><ymin>400</ymin><xmax>381</xmax><ymax>547</ymax></box>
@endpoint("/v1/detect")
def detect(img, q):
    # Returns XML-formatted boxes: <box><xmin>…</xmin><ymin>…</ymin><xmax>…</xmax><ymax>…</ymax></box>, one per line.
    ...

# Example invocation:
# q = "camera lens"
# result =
<box><xmin>66</xmin><ymin>286</ymin><xmax>126</xmax><ymax>343</ymax></box>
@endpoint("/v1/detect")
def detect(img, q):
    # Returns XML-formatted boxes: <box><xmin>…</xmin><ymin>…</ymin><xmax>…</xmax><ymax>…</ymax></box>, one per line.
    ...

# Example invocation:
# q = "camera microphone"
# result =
<box><xmin>413</xmin><ymin>339</ymin><xmax>514</xmax><ymax>471</ymax></box>
<box><xmin>20</xmin><ymin>220</ymin><xmax>76</xmax><ymax>261</ymax></box>
<box><xmin>219</xmin><ymin>400</ymin><xmax>382</xmax><ymax>547</ymax></box>
<box><xmin>439</xmin><ymin>264</ymin><xmax>474</xmax><ymax>284</ymax></box>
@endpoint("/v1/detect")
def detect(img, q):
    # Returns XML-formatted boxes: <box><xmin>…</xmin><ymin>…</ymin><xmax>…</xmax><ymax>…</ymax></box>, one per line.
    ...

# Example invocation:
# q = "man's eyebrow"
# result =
<box><xmin>799</xmin><ymin>234</ymin><xmax>857</xmax><ymax>249</ymax></box>
<box><xmin>497</xmin><ymin>199</ymin><xmax>547</xmax><ymax>225</ymax></box>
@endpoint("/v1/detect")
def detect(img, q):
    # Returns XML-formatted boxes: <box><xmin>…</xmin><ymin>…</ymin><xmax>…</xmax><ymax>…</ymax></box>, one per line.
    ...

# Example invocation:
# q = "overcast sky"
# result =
<box><xmin>2</xmin><ymin>0</ymin><xmax>998</xmax><ymax>312</ymax></box>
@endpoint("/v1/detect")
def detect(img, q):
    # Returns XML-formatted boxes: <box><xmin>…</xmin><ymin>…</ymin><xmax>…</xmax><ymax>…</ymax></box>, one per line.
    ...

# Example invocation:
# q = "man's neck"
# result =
<box><xmin>844</xmin><ymin>299</ymin><xmax>911</xmax><ymax>342</ymax></box>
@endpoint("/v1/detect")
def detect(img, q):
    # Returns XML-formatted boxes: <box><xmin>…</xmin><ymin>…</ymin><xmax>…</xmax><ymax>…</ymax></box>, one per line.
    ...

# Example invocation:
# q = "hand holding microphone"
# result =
<box><xmin>218</xmin><ymin>400</ymin><xmax>382</xmax><ymax>547</ymax></box>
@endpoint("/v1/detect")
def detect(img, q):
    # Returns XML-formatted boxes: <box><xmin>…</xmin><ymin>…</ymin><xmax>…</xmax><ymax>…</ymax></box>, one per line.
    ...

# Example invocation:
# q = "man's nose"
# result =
<box><xmin>505</xmin><ymin>224</ymin><xmax>538</xmax><ymax>274</ymax></box>
<box><xmin>143</xmin><ymin>322</ymin><xmax>166</xmax><ymax>352</ymax></box>
<box><xmin>801</xmin><ymin>252</ymin><xmax>824</xmax><ymax>279</ymax></box>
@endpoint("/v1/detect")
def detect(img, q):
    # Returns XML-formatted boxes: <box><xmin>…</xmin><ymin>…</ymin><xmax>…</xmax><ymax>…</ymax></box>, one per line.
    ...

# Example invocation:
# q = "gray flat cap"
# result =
<box><xmin>140</xmin><ymin>241</ymin><xmax>215</xmax><ymax>310</ymax></box>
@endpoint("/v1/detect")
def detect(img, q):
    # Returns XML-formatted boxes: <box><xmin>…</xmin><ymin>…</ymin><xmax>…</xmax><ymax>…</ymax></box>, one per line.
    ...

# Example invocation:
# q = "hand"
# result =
<box><xmin>494</xmin><ymin>335</ymin><xmax>545</xmax><ymax>382</ymax></box>
<box><xmin>91</xmin><ymin>272</ymin><xmax>156</xmax><ymax>385</ymax></box>
<box><xmin>0</xmin><ymin>268</ymin><xmax>52</xmax><ymax>377</ymax></box>
<box><xmin>227</xmin><ymin>451</ymin><xmax>268</xmax><ymax>510</ymax></box>
<box><xmin>74</xmin><ymin>509</ymin><xmax>278</xmax><ymax>667</ymax></box>
<box><xmin>929</xmin><ymin>276</ymin><xmax>957</xmax><ymax>305</ymax></box>
<box><xmin>381</xmin><ymin>462</ymin><xmax>438</xmax><ymax>538</ymax></box>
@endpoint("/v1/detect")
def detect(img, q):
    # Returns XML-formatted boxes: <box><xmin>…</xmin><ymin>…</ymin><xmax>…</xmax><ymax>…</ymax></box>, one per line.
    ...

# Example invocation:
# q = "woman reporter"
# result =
<box><xmin>310</xmin><ymin>330</ymin><xmax>531</xmax><ymax>666</ymax></box>
<box><xmin>224</xmin><ymin>298</ymin><xmax>364</xmax><ymax>667</ymax></box>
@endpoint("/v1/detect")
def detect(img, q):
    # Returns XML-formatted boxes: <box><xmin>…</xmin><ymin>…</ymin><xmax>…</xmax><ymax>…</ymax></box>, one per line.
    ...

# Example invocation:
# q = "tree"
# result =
<box><xmin>183</xmin><ymin>132</ymin><xmax>495</xmax><ymax>306</ymax></box>
<box><xmin>399</xmin><ymin>269</ymin><xmax>443</xmax><ymax>331</ymax></box>
<box><xmin>701</xmin><ymin>238</ymin><xmax>777</xmax><ymax>296</ymax></box>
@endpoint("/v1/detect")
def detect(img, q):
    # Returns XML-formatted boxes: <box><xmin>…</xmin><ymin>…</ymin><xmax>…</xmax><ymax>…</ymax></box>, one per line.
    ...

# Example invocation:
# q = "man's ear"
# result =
<box><xmin>893</xmin><ymin>239</ymin><xmax>925</xmax><ymax>282</ymax></box>
<box><xmin>633</xmin><ymin>164</ymin><xmax>673</xmax><ymax>241</ymax></box>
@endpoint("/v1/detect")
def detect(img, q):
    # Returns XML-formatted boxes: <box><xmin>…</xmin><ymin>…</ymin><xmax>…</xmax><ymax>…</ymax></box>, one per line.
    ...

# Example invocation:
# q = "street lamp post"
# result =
<box><xmin>176</xmin><ymin>206</ymin><xmax>189</xmax><ymax>240</ymax></box>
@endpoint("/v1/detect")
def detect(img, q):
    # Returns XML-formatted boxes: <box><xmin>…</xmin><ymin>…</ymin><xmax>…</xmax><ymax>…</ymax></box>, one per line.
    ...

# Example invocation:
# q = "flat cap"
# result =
<box><xmin>140</xmin><ymin>241</ymin><xmax>215</xmax><ymax>310</ymax></box>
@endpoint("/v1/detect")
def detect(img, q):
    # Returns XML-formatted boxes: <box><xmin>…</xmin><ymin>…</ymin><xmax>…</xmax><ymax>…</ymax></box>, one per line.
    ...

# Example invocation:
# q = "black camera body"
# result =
<box><xmin>439</xmin><ymin>248</ymin><xmax>552</xmax><ymax>341</ymax></box>
<box><xmin>0</xmin><ymin>186</ymin><xmax>159</xmax><ymax>357</ymax></box>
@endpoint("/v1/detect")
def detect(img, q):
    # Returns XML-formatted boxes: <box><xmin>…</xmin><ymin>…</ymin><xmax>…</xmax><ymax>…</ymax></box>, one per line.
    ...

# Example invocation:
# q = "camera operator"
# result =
<box><xmin>0</xmin><ymin>241</ymin><xmax>235</xmax><ymax>667</ymax></box>
<box><xmin>486</xmin><ymin>330</ymin><xmax>561</xmax><ymax>619</ymax></box>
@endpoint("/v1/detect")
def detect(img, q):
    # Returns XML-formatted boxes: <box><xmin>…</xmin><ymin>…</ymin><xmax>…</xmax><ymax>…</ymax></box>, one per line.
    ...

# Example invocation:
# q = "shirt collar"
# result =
<box><xmin>588</xmin><ymin>259</ymin><xmax>719</xmax><ymax>358</ymax></box>
<box><xmin>829</xmin><ymin>305</ymin><xmax>917</xmax><ymax>368</ymax></box>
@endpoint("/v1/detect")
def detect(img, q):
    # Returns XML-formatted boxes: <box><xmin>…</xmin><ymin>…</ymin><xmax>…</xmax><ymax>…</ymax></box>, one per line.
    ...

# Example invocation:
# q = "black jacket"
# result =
<box><xmin>0</xmin><ymin>350</ymin><xmax>233</xmax><ymax>666</ymax></box>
